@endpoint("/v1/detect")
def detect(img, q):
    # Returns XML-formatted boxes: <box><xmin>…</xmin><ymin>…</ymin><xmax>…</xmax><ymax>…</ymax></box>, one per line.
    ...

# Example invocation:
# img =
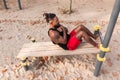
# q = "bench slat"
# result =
<box><xmin>17</xmin><ymin>42</ymin><xmax>99</xmax><ymax>58</ymax></box>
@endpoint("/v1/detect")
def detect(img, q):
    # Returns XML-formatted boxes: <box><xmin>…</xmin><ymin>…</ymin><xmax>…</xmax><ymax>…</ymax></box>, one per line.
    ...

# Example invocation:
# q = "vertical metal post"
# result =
<box><xmin>18</xmin><ymin>0</ymin><xmax>22</xmax><ymax>10</ymax></box>
<box><xmin>94</xmin><ymin>0</ymin><xmax>120</xmax><ymax>76</ymax></box>
<box><xmin>3</xmin><ymin>0</ymin><xmax>8</xmax><ymax>9</ymax></box>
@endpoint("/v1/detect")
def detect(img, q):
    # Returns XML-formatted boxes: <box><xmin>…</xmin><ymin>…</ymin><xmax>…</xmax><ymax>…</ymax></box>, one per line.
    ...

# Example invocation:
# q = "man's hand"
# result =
<box><xmin>60</xmin><ymin>26</ymin><xmax>68</xmax><ymax>33</ymax></box>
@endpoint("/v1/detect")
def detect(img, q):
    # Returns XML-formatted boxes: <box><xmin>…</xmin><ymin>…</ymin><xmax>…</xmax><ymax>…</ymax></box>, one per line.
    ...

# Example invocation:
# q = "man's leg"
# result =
<box><xmin>76</xmin><ymin>31</ymin><xmax>99</xmax><ymax>48</ymax></box>
<box><xmin>74</xmin><ymin>25</ymin><xmax>98</xmax><ymax>39</ymax></box>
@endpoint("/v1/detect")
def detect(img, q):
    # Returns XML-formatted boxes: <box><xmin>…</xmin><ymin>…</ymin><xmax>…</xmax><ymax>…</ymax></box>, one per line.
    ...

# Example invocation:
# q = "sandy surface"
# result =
<box><xmin>0</xmin><ymin>0</ymin><xmax>120</xmax><ymax>80</ymax></box>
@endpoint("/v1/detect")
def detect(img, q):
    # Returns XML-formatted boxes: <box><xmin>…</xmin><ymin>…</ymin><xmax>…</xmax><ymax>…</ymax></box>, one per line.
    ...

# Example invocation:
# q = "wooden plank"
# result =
<box><xmin>17</xmin><ymin>42</ymin><xmax>100</xmax><ymax>58</ymax></box>
<box><xmin>22</xmin><ymin>42</ymin><xmax>94</xmax><ymax>49</ymax></box>
<box><xmin>19</xmin><ymin>42</ymin><xmax>95</xmax><ymax>52</ymax></box>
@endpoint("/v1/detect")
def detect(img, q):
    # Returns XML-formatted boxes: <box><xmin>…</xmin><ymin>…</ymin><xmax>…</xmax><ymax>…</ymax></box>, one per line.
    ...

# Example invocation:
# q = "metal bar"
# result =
<box><xmin>18</xmin><ymin>0</ymin><xmax>22</xmax><ymax>10</ymax></box>
<box><xmin>94</xmin><ymin>0</ymin><xmax>120</xmax><ymax>77</ymax></box>
<box><xmin>99</xmin><ymin>31</ymin><xmax>103</xmax><ymax>43</ymax></box>
<box><xmin>21</xmin><ymin>58</ymin><xmax>29</xmax><ymax>71</ymax></box>
<box><xmin>3</xmin><ymin>0</ymin><xmax>8</xmax><ymax>9</ymax></box>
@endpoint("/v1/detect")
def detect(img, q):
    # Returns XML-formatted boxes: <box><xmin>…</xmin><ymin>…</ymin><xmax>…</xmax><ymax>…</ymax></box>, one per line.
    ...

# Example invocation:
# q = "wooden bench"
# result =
<box><xmin>17</xmin><ymin>41</ymin><xmax>100</xmax><ymax>58</ymax></box>
<box><xmin>17</xmin><ymin>41</ymin><xmax>100</xmax><ymax>70</ymax></box>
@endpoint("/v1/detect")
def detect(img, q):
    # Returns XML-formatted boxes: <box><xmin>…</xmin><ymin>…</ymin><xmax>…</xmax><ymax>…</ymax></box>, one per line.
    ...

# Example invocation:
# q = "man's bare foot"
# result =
<box><xmin>96</xmin><ymin>43</ymin><xmax>100</xmax><ymax>49</ymax></box>
<box><xmin>94</xmin><ymin>35</ymin><xmax>99</xmax><ymax>41</ymax></box>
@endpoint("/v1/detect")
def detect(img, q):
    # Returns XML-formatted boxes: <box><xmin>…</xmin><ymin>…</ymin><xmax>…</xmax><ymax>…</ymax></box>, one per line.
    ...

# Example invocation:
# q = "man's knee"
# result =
<box><xmin>78</xmin><ymin>31</ymin><xmax>85</xmax><ymax>35</ymax></box>
<box><xmin>77</xmin><ymin>25</ymin><xmax>84</xmax><ymax>30</ymax></box>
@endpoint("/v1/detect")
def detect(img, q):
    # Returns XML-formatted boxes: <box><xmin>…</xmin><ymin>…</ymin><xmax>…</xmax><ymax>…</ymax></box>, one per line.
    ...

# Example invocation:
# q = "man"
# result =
<box><xmin>43</xmin><ymin>13</ymin><xmax>99</xmax><ymax>50</ymax></box>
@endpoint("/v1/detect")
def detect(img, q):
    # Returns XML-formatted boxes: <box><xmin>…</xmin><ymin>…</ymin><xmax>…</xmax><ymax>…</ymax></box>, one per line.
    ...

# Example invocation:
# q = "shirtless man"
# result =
<box><xmin>43</xmin><ymin>13</ymin><xmax>99</xmax><ymax>50</ymax></box>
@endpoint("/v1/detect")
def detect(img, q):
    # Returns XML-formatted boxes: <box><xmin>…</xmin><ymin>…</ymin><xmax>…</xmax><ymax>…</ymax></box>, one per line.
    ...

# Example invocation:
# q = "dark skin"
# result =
<box><xmin>48</xmin><ymin>16</ymin><xmax>99</xmax><ymax>48</ymax></box>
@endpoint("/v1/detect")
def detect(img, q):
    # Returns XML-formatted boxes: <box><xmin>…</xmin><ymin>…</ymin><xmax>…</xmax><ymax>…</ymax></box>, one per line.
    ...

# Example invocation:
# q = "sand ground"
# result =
<box><xmin>0</xmin><ymin>0</ymin><xmax>120</xmax><ymax>80</ymax></box>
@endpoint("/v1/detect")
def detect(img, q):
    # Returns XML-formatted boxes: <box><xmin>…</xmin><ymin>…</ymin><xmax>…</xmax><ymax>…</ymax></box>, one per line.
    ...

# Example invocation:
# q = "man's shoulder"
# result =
<box><xmin>49</xmin><ymin>30</ymin><xmax>60</xmax><ymax>38</ymax></box>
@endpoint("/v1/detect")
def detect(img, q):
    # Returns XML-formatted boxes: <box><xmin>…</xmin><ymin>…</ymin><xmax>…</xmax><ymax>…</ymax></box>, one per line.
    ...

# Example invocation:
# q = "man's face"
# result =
<box><xmin>49</xmin><ymin>16</ymin><xmax>59</xmax><ymax>27</ymax></box>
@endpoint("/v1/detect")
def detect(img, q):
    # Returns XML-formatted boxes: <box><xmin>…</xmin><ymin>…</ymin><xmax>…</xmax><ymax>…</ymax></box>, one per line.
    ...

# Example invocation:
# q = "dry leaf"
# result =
<box><xmin>101</xmin><ymin>69</ymin><xmax>109</xmax><ymax>74</ymax></box>
<box><xmin>74</xmin><ymin>62</ymin><xmax>79</xmax><ymax>68</ymax></box>
<box><xmin>28</xmin><ymin>73</ymin><xmax>35</xmax><ymax>80</ymax></box>
<box><xmin>73</xmin><ymin>78</ymin><xmax>77</xmax><ymax>80</ymax></box>
<box><xmin>49</xmin><ymin>67</ymin><xmax>56</xmax><ymax>72</ymax></box>
<box><xmin>101</xmin><ymin>21</ymin><xmax>107</xmax><ymax>26</ymax></box>
<box><xmin>42</xmin><ymin>56</ymin><xmax>49</xmax><ymax>61</ymax></box>
<box><xmin>116</xmin><ymin>57</ymin><xmax>120</xmax><ymax>61</ymax></box>
<box><xmin>117</xmin><ymin>54</ymin><xmax>120</xmax><ymax>58</ymax></box>
<box><xmin>57</xmin><ymin>76</ymin><xmax>63</xmax><ymax>80</ymax></box>
<box><xmin>15</xmin><ymin>75</ymin><xmax>19</xmax><ymax>78</ymax></box>
<box><xmin>112</xmin><ymin>72</ymin><xmax>119</xmax><ymax>77</ymax></box>
<box><xmin>0</xmin><ymin>29</ymin><xmax>3</xmax><ymax>32</ymax></box>
<box><xmin>8</xmin><ymin>36</ymin><xmax>12</xmax><ymax>39</ymax></box>
<box><xmin>92</xmin><ymin>18</ymin><xmax>97</xmax><ymax>23</ymax></box>
<box><xmin>1</xmin><ymin>68</ymin><xmax>7</xmax><ymax>74</ymax></box>
<box><xmin>54</xmin><ymin>57</ymin><xmax>62</xmax><ymax>64</ymax></box>
<box><xmin>0</xmin><ymin>37</ymin><xmax>2</xmax><ymax>40</ymax></box>
<box><xmin>30</xmin><ymin>21</ymin><xmax>36</xmax><ymax>25</ymax></box>
<box><xmin>80</xmin><ymin>63</ymin><xmax>87</xmax><ymax>70</ymax></box>
<box><xmin>113</xmin><ymin>39</ymin><xmax>118</xmax><ymax>42</ymax></box>
<box><xmin>36</xmin><ymin>61</ymin><xmax>45</xmax><ymax>69</ymax></box>
<box><xmin>41</xmin><ymin>37</ymin><xmax>44</xmax><ymax>40</ymax></box>
<box><xmin>107</xmin><ymin>58</ymin><xmax>113</xmax><ymax>67</ymax></box>
<box><xmin>65</xmin><ymin>70</ymin><xmax>68</xmax><ymax>75</ymax></box>
<box><xmin>77</xmin><ymin>76</ymin><xmax>83</xmax><ymax>80</ymax></box>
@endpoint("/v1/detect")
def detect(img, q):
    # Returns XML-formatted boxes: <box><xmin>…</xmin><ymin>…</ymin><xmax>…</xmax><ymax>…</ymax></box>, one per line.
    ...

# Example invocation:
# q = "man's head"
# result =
<box><xmin>43</xmin><ymin>13</ymin><xmax>59</xmax><ymax>27</ymax></box>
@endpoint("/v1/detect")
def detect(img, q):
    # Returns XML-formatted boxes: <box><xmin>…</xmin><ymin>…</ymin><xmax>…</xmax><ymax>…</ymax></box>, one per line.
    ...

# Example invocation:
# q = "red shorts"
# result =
<box><xmin>67</xmin><ymin>30</ymin><xmax>82</xmax><ymax>50</ymax></box>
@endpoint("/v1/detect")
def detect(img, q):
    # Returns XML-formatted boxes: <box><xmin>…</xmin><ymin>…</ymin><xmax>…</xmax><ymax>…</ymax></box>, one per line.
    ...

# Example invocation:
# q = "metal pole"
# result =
<box><xmin>18</xmin><ymin>0</ymin><xmax>22</xmax><ymax>10</ymax></box>
<box><xmin>3</xmin><ymin>0</ymin><xmax>8</xmax><ymax>9</ymax></box>
<box><xmin>94</xmin><ymin>0</ymin><xmax>120</xmax><ymax>76</ymax></box>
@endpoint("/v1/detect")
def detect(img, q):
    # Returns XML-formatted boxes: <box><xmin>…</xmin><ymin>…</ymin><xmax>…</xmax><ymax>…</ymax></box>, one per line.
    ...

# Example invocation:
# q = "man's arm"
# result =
<box><xmin>49</xmin><ymin>30</ymin><xmax>67</xmax><ymax>44</ymax></box>
<box><xmin>60</xmin><ymin>26</ymin><xmax>67</xmax><ymax>43</ymax></box>
<box><xmin>61</xmin><ymin>26</ymin><xmax>68</xmax><ymax>33</ymax></box>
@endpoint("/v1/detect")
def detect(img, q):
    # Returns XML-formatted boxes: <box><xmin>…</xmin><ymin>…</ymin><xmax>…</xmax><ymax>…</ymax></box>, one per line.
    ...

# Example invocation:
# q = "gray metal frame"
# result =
<box><xmin>3</xmin><ymin>0</ymin><xmax>8</xmax><ymax>9</ymax></box>
<box><xmin>18</xmin><ymin>0</ymin><xmax>22</xmax><ymax>10</ymax></box>
<box><xmin>2</xmin><ymin>0</ymin><xmax>22</xmax><ymax>10</ymax></box>
<box><xmin>94</xmin><ymin>0</ymin><xmax>120</xmax><ymax>77</ymax></box>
